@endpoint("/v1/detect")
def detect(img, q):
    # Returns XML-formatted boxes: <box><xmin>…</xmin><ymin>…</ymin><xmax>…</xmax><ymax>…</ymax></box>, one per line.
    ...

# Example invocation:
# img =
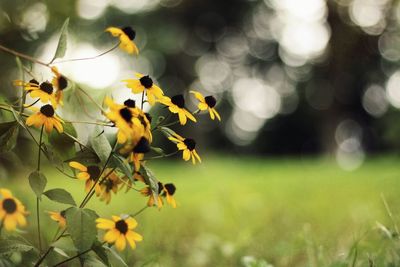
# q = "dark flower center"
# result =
<box><xmin>204</xmin><ymin>96</ymin><xmax>217</xmax><ymax>108</ymax></box>
<box><xmin>40</xmin><ymin>82</ymin><xmax>54</xmax><ymax>94</ymax></box>
<box><xmin>124</xmin><ymin>99</ymin><xmax>136</xmax><ymax>108</ymax></box>
<box><xmin>139</xmin><ymin>75</ymin><xmax>153</xmax><ymax>89</ymax></box>
<box><xmin>40</xmin><ymin>104</ymin><xmax>55</xmax><ymax>117</ymax></box>
<box><xmin>138</xmin><ymin>114</ymin><xmax>148</xmax><ymax>128</ymax></box>
<box><xmin>171</xmin><ymin>95</ymin><xmax>185</xmax><ymax>108</ymax></box>
<box><xmin>60</xmin><ymin>210</ymin><xmax>66</xmax><ymax>218</ymax></box>
<box><xmin>115</xmin><ymin>219</ymin><xmax>128</xmax><ymax>234</ymax></box>
<box><xmin>145</xmin><ymin>113</ymin><xmax>152</xmax><ymax>123</ymax></box>
<box><xmin>183</xmin><ymin>138</ymin><xmax>196</xmax><ymax>151</ymax></box>
<box><xmin>103</xmin><ymin>179</ymin><xmax>114</xmax><ymax>191</ymax></box>
<box><xmin>164</xmin><ymin>183</ymin><xmax>176</xmax><ymax>195</ymax></box>
<box><xmin>119</xmin><ymin>108</ymin><xmax>133</xmax><ymax>122</ymax></box>
<box><xmin>2</xmin><ymin>198</ymin><xmax>17</xmax><ymax>214</ymax></box>
<box><xmin>121</xmin><ymin>27</ymin><xmax>136</xmax><ymax>40</ymax></box>
<box><xmin>87</xmin><ymin>165</ymin><xmax>101</xmax><ymax>180</ymax></box>
<box><xmin>58</xmin><ymin>76</ymin><xmax>68</xmax><ymax>90</ymax></box>
<box><xmin>157</xmin><ymin>182</ymin><xmax>164</xmax><ymax>194</ymax></box>
<box><xmin>133</xmin><ymin>137</ymin><xmax>150</xmax><ymax>153</ymax></box>
<box><xmin>30</xmin><ymin>79</ymin><xmax>39</xmax><ymax>85</ymax></box>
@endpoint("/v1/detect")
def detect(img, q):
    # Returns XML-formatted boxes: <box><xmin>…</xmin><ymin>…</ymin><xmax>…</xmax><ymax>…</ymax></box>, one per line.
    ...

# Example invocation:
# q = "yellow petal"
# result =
<box><xmin>4</xmin><ymin>216</ymin><xmax>17</xmax><ymax>231</ymax></box>
<box><xmin>77</xmin><ymin>172</ymin><xmax>90</xmax><ymax>180</ymax></box>
<box><xmin>182</xmin><ymin>149</ymin><xmax>190</xmax><ymax>161</ymax></box>
<box><xmin>178</xmin><ymin>111</ymin><xmax>187</xmax><ymax>125</ymax></box>
<box><xmin>104</xmin><ymin>229</ymin><xmax>120</xmax><ymax>243</ymax></box>
<box><xmin>96</xmin><ymin>218</ymin><xmax>115</xmax><ymax>229</ymax></box>
<box><xmin>69</xmin><ymin>161</ymin><xmax>87</xmax><ymax>171</ymax></box>
<box><xmin>126</xmin><ymin>217</ymin><xmax>138</xmax><ymax>229</ymax></box>
<box><xmin>190</xmin><ymin>90</ymin><xmax>205</xmax><ymax>102</ymax></box>
<box><xmin>115</xmin><ymin>234</ymin><xmax>127</xmax><ymax>251</ymax></box>
<box><xmin>105</xmin><ymin>27</ymin><xmax>123</xmax><ymax>37</ymax></box>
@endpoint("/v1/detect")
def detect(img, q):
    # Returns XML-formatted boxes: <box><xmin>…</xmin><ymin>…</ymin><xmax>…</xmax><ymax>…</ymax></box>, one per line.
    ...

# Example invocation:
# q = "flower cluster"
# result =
<box><xmin>0</xmin><ymin>22</ymin><xmax>221</xmax><ymax>266</ymax></box>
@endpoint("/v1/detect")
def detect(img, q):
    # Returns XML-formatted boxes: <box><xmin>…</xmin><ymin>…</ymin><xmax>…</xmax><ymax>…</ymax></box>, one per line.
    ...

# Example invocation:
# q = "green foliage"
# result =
<box><xmin>92</xmin><ymin>241</ymin><xmax>111</xmax><ymax>267</ymax></box>
<box><xmin>50</xmin><ymin>18</ymin><xmax>69</xmax><ymax>63</ymax></box>
<box><xmin>0</xmin><ymin>239</ymin><xmax>35</xmax><ymax>256</ymax></box>
<box><xmin>0</xmin><ymin>121</ymin><xmax>19</xmax><ymax>153</ymax></box>
<box><xmin>48</xmin><ymin>122</ymin><xmax>77</xmax><ymax>159</ymax></box>
<box><xmin>90</xmin><ymin>126</ymin><xmax>112</xmax><ymax>164</ymax></box>
<box><xmin>110</xmin><ymin>154</ymin><xmax>133</xmax><ymax>180</ymax></box>
<box><xmin>43</xmin><ymin>188</ymin><xmax>76</xmax><ymax>206</ymax></box>
<box><xmin>65</xmin><ymin>207</ymin><xmax>98</xmax><ymax>252</ymax></box>
<box><xmin>28</xmin><ymin>171</ymin><xmax>47</xmax><ymax>198</ymax></box>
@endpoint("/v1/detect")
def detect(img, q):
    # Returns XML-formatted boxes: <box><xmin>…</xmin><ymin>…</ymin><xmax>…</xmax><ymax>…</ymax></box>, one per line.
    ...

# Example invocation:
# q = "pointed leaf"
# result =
<box><xmin>65</xmin><ymin>207</ymin><xmax>98</xmax><ymax>251</ymax></box>
<box><xmin>92</xmin><ymin>241</ymin><xmax>110</xmax><ymax>267</ymax></box>
<box><xmin>51</xmin><ymin>18</ymin><xmax>69</xmax><ymax>63</ymax></box>
<box><xmin>28</xmin><ymin>171</ymin><xmax>47</xmax><ymax>198</ymax></box>
<box><xmin>90</xmin><ymin>126</ymin><xmax>112</xmax><ymax>163</ymax></box>
<box><xmin>43</xmin><ymin>188</ymin><xmax>76</xmax><ymax>206</ymax></box>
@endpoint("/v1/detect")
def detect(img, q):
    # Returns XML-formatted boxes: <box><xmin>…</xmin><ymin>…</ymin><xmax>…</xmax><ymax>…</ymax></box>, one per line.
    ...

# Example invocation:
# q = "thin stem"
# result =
<box><xmin>131</xmin><ymin>206</ymin><xmax>148</xmax><ymax>218</ymax></box>
<box><xmin>36</xmin><ymin>125</ymin><xmax>44</xmax><ymax>252</ymax></box>
<box><xmin>143</xmin><ymin>150</ymin><xmax>178</xmax><ymax>160</ymax></box>
<box><xmin>36</xmin><ymin>198</ymin><xmax>42</xmax><ymax>252</ymax></box>
<box><xmin>52</xmin><ymin>42</ymin><xmax>120</xmax><ymax>64</ymax></box>
<box><xmin>151</xmin><ymin>113</ymin><xmax>171</xmax><ymax>131</ymax></box>
<box><xmin>159</xmin><ymin>120</ymin><xmax>180</xmax><ymax>128</ymax></box>
<box><xmin>0</xmin><ymin>43</ymin><xmax>50</xmax><ymax>67</ymax></box>
<box><xmin>37</xmin><ymin>125</ymin><xmax>44</xmax><ymax>171</ymax></box>
<box><xmin>52</xmin><ymin>242</ymin><xmax>106</xmax><ymax>267</ymax></box>
<box><xmin>64</xmin><ymin>120</ymin><xmax>113</xmax><ymax>127</ymax></box>
<box><xmin>23</xmin><ymin>99</ymin><xmax>40</xmax><ymax>109</ymax></box>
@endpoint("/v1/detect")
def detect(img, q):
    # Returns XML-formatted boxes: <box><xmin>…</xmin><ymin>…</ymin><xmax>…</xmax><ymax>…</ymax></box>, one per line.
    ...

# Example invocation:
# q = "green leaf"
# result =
<box><xmin>43</xmin><ymin>188</ymin><xmax>76</xmax><ymax>206</ymax></box>
<box><xmin>65</xmin><ymin>207</ymin><xmax>98</xmax><ymax>252</ymax></box>
<box><xmin>0</xmin><ymin>121</ymin><xmax>16</xmax><ymax>136</ymax></box>
<box><xmin>159</xmin><ymin>126</ymin><xmax>177</xmax><ymax>138</ymax></box>
<box><xmin>0</xmin><ymin>239</ymin><xmax>34</xmax><ymax>256</ymax></box>
<box><xmin>110</xmin><ymin>154</ymin><xmax>132</xmax><ymax>180</ymax></box>
<box><xmin>48</xmin><ymin>122</ymin><xmax>77</xmax><ymax>158</ymax></box>
<box><xmin>104</xmin><ymin>246</ymin><xmax>128</xmax><ymax>267</ymax></box>
<box><xmin>51</xmin><ymin>18</ymin><xmax>69</xmax><ymax>63</ymax></box>
<box><xmin>0</xmin><ymin>122</ymin><xmax>19</xmax><ymax>153</ymax></box>
<box><xmin>92</xmin><ymin>241</ymin><xmax>110</xmax><ymax>267</ymax></box>
<box><xmin>28</xmin><ymin>171</ymin><xmax>47</xmax><ymax>198</ymax></box>
<box><xmin>15</xmin><ymin>56</ymin><xmax>23</xmax><ymax>77</ymax></box>
<box><xmin>141</xmin><ymin>165</ymin><xmax>160</xmax><ymax>206</ymax></box>
<box><xmin>66</xmin><ymin>148</ymin><xmax>100</xmax><ymax>165</ymax></box>
<box><xmin>90</xmin><ymin>126</ymin><xmax>112</xmax><ymax>164</ymax></box>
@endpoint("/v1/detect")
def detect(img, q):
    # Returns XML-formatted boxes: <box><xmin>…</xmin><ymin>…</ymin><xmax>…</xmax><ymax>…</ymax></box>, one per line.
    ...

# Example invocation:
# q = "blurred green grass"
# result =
<box><xmin>5</xmin><ymin>155</ymin><xmax>400</xmax><ymax>266</ymax></box>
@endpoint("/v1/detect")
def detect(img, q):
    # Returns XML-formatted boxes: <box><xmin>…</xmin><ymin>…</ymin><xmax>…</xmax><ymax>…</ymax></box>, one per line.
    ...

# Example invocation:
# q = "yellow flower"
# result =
<box><xmin>106</xmin><ymin>26</ymin><xmax>139</xmax><ymax>55</ymax></box>
<box><xmin>96</xmin><ymin>215</ymin><xmax>143</xmax><ymax>251</ymax></box>
<box><xmin>51</xmin><ymin>67</ymin><xmax>68</xmax><ymax>106</ymax></box>
<box><xmin>104</xmin><ymin>97</ymin><xmax>146</xmax><ymax>145</ymax></box>
<box><xmin>128</xmin><ymin>137</ymin><xmax>151</xmax><ymax>171</ymax></box>
<box><xmin>98</xmin><ymin>170</ymin><xmax>121</xmax><ymax>204</ymax></box>
<box><xmin>123</xmin><ymin>73</ymin><xmax>164</xmax><ymax>106</ymax></box>
<box><xmin>14</xmin><ymin>79</ymin><xmax>57</xmax><ymax>106</ymax></box>
<box><xmin>158</xmin><ymin>95</ymin><xmax>196</xmax><ymax>125</ymax></box>
<box><xmin>48</xmin><ymin>210</ymin><xmax>66</xmax><ymax>228</ymax></box>
<box><xmin>162</xmin><ymin>183</ymin><xmax>177</xmax><ymax>208</ymax></box>
<box><xmin>0</xmin><ymin>188</ymin><xmax>28</xmax><ymax>231</ymax></box>
<box><xmin>26</xmin><ymin>104</ymin><xmax>64</xmax><ymax>133</ymax></box>
<box><xmin>68</xmin><ymin>161</ymin><xmax>102</xmax><ymax>194</ymax></box>
<box><xmin>190</xmin><ymin>91</ymin><xmax>221</xmax><ymax>121</ymax></box>
<box><xmin>168</xmin><ymin>133</ymin><xmax>201</xmax><ymax>164</ymax></box>
<box><xmin>140</xmin><ymin>182</ymin><xmax>163</xmax><ymax>208</ymax></box>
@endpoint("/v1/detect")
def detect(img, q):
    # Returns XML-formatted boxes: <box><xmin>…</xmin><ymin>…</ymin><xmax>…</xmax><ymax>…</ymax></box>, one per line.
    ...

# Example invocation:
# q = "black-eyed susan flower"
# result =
<box><xmin>14</xmin><ymin>79</ymin><xmax>57</xmax><ymax>106</ymax></box>
<box><xmin>68</xmin><ymin>161</ymin><xmax>102</xmax><ymax>194</ymax></box>
<box><xmin>96</xmin><ymin>215</ymin><xmax>143</xmax><ymax>251</ymax></box>
<box><xmin>98</xmin><ymin>170</ymin><xmax>121</xmax><ymax>204</ymax></box>
<box><xmin>162</xmin><ymin>183</ymin><xmax>177</xmax><ymax>208</ymax></box>
<box><xmin>168</xmin><ymin>133</ymin><xmax>201</xmax><ymax>164</ymax></box>
<box><xmin>51</xmin><ymin>66</ymin><xmax>68</xmax><ymax>106</ymax></box>
<box><xmin>48</xmin><ymin>210</ymin><xmax>66</xmax><ymax>228</ymax></box>
<box><xmin>123</xmin><ymin>73</ymin><xmax>164</xmax><ymax>106</ymax></box>
<box><xmin>104</xmin><ymin>97</ymin><xmax>145</xmax><ymax>145</ymax></box>
<box><xmin>129</xmin><ymin>137</ymin><xmax>151</xmax><ymax>171</ymax></box>
<box><xmin>26</xmin><ymin>104</ymin><xmax>64</xmax><ymax>133</ymax></box>
<box><xmin>158</xmin><ymin>95</ymin><xmax>196</xmax><ymax>125</ymax></box>
<box><xmin>0</xmin><ymin>188</ymin><xmax>28</xmax><ymax>231</ymax></box>
<box><xmin>106</xmin><ymin>26</ymin><xmax>139</xmax><ymax>55</ymax></box>
<box><xmin>140</xmin><ymin>182</ymin><xmax>163</xmax><ymax>208</ymax></box>
<box><xmin>190</xmin><ymin>91</ymin><xmax>221</xmax><ymax>121</ymax></box>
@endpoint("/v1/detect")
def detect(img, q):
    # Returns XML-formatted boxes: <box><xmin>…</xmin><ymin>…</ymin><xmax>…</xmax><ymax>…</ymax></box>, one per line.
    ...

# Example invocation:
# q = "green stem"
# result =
<box><xmin>77</xmin><ymin>86</ymin><xmax>105</xmax><ymax>113</ymax></box>
<box><xmin>52</xmin><ymin>241</ymin><xmax>106</xmax><ymax>267</ymax></box>
<box><xmin>131</xmin><ymin>206</ymin><xmax>148</xmax><ymax>218</ymax></box>
<box><xmin>52</xmin><ymin>42</ymin><xmax>120</xmax><ymax>64</ymax></box>
<box><xmin>0</xmin><ymin>43</ymin><xmax>50</xmax><ymax>67</ymax></box>
<box><xmin>141</xmin><ymin>91</ymin><xmax>145</xmax><ymax>110</ymax></box>
<box><xmin>143</xmin><ymin>150</ymin><xmax>178</xmax><ymax>160</ymax></box>
<box><xmin>36</xmin><ymin>125</ymin><xmax>44</xmax><ymax>252</ymax></box>
<box><xmin>37</xmin><ymin>126</ymin><xmax>44</xmax><ymax>171</ymax></box>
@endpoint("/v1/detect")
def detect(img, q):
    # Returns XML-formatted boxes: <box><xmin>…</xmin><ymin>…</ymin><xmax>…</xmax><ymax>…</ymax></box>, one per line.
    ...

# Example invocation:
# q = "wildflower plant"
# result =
<box><xmin>0</xmin><ymin>19</ymin><xmax>221</xmax><ymax>266</ymax></box>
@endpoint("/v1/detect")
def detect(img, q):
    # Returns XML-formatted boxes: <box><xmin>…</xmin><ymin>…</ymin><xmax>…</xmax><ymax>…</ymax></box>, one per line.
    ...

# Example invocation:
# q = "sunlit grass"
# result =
<box><xmin>6</xmin><ymin>155</ymin><xmax>400</xmax><ymax>266</ymax></box>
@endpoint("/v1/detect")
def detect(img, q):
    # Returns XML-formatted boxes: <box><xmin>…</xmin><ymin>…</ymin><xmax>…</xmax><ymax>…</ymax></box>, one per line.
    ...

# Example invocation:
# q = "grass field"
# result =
<box><xmin>4</xmin><ymin>155</ymin><xmax>400</xmax><ymax>266</ymax></box>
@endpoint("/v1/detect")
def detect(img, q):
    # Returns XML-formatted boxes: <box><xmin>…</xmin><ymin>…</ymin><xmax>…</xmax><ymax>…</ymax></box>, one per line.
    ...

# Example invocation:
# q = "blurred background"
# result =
<box><xmin>1</xmin><ymin>0</ymin><xmax>400</xmax><ymax>266</ymax></box>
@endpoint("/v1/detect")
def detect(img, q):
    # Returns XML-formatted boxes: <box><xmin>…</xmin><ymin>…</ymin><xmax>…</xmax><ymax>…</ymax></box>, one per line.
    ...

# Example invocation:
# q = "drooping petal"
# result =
<box><xmin>103</xmin><ymin>229</ymin><xmax>120</xmax><ymax>243</ymax></box>
<box><xmin>126</xmin><ymin>217</ymin><xmax>138</xmax><ymax>229</ymax></box>
<box><xmin>190</xmin><ymin>90</ymin><xmax>205</xmax><ymax>102</ymax></box>
<box><xmin>182</xmin><ymin>149</ymin><xmax>191</xmax><ymax>161</ymax></box>
<box><xmin>115</xmin><ymin>234</ymin><xmax>127</xmax><ymax>251</ymax></box>
<box><xmin>77</xmin><ymin>172</ymin><xmax>90</xmax><ymax>180</ymax></box>
<box><xmin>69</xmin><ymin>161</ymin><xmax>87</xmax><ymax>172</ymax></box>
<box><xmin>4</xmin><ymin>216</ymin><xmax>17</xmax><ymax>231</ymax></box>
<box><xmin>198</xmin><ymin>102</ymin><xmax>208</xmax><ymax>110</ymax></box>
<box><xmin>178</xmin><ymin>111</ymin><xmax>187</xmax><ymax>125</ymax></box>
<box><xmin>105</xmin><ymin>27</ymin><xmax>124</xmax><ymax>37</ymax></box>
<box><xmin>96</xmin><ymin>218</ymin><xmax>115</xmax><ymax>229</ymax></box>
